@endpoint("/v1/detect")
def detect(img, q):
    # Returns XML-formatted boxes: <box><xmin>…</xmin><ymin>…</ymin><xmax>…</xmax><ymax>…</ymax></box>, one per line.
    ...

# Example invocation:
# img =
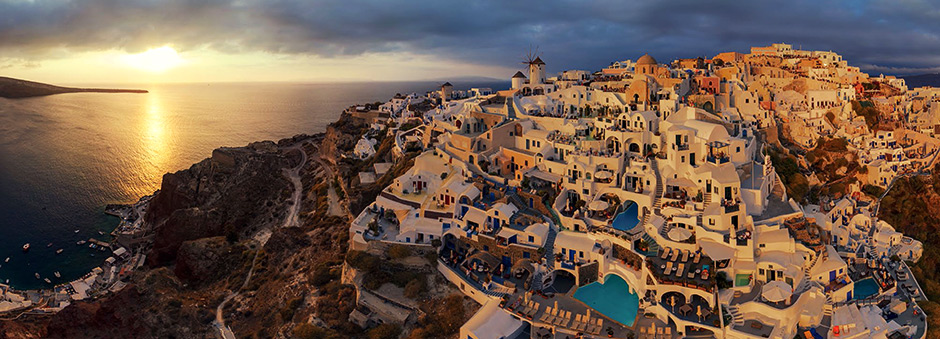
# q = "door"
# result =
<box><xmin>706</xmin><ymin>180</ymin><xmax>712</xmax><ymax>193</ymax></box>
<box><xmin>724</xmin><ymin>186</ymin><xmax>732</xmax><ymax>200</ymax></box>
<box><xmin>690</xmin><ymin>153</ymin><xmax>696</xmax><ymax>166</ymax></box>
<box><xmin>829</xmin><ymin>270</ymin><xmax>836</xmax><ymax>282</ymax></box>
<box><xmin>569</xmin><ymin>250</ymin><xmax>575</xmax><ymax>262</ymax></box>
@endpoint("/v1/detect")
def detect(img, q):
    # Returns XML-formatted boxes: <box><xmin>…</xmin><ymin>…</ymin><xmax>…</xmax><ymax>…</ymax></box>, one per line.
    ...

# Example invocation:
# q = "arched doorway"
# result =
<box><xmin>629</xmin><ymin>143</ymin><xmax>641</xmax><ymax>153</ymax></box>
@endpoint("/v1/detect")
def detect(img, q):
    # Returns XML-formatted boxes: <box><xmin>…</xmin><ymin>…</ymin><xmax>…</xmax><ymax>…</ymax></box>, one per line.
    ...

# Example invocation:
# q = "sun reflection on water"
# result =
<box><xmin>138</xmin><ymin>92</ymin><xmax>169</xmax><ymax>197</ymax></box>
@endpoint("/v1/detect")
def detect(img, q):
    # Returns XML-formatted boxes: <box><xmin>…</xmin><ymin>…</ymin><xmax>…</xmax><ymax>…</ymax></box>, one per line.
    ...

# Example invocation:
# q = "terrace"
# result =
<box><xmin>707</xmin><ymin>141</ymin><xmax>731</xmax><ymax>164</ymax></box>
<box><xmin>501</xmin><ymin>291</ymin><xmax>634</xmax><ymax>338</ymax></box>
<box><xmin>660</xmin><ymin>291</ymin><xmax>722</xmax><ymax>328</ymax></box>
<box><xmin>645</xmin><ymin>248</ymin><xmax>717</xmax><ymax>293</ymax></box>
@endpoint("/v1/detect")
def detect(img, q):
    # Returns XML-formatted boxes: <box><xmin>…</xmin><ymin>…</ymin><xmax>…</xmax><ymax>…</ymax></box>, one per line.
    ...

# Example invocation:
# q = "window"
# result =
<box><xmin>579</xmin><ymin>251</ymin><xmax>584</xmax><ymax>258</ymax></box>
<box><xmin>523</xmin><ymin>252</ymin><xmax>530</xmax><ymax>259</ymax></box>
<box><xmin>759</xmin><ymin>268</ymin><xmax>765</xmax><ymax>275</ymax></box>
<box><xmin>528</xmin><ymin>236</ymin><xmax>535</xmax><ymax>242</ymax></box>
<box><xmin>483</xmin><ymin>245</ymin><xmax>489</xmax><ymax>251</ymax></box>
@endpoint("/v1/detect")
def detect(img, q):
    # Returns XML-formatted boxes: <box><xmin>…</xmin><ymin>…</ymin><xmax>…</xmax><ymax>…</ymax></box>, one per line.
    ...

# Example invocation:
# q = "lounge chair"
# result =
<box><xmin>681</xmin><ymin>250</ymin><xmax>689</xmax><ymax>262</ymax></box>
<box><xmin>547</xmin><ymin>308</ymin><xmax>560</xmax><ymax>324</ymax></box>
<box><xmin>664</xmin><ymin>262</ymin><xmax>674</xmax><ymax>276</ymax></box>
<box><xmin>657</xmin><ymin>327</ymin><xmax>663</xmax><ymax>336</ymax></box>
<box><xmin>665</xmin><ymin>327</ymin><xmax>671</xmax><ymax>335</ymax></box>
<box><xmin>539</xmin><ymin>307</ymin><xmax>553</xmax><ymax>323</ymax></box>
<box><xmin>558</xmin><ymin>311</ymin><xmax>571</xmax><ymax>327</ymax></box>
<box><xmin>677</xmin><ymin>263</ymin><xmax>686</xmax><ymax>276</ymax></box>
<box><xmin>660</xmin><ymin>248</ymin><xmax>671</xmax><ymax>259</ymax></box>
<box><xmin>527</xmin><ymin>302</ymin><xmax>541</xmax><ymax>318</ymax></box>
<box><xmin>671</xmin><ymin>249</ymin><xmax>679</xmax><ymax>261</ymax></box>
<box><xmin>693</xmin><ymin>252</ymin><xmax>701</xmax><ymax>263</ymax></box>
<box><xmin>574</xmin><ymin>314</ymin><xmax>584</xmax><ymax>331</ymax></box>
<box><xmin>592</xmin><ymin>319</ymin><xmax>604</xmax><ymax>335</ymax></box>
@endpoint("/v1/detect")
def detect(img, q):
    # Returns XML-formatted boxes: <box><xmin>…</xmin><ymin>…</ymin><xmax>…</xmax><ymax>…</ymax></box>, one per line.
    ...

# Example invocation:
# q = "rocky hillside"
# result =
<box><xmin>0</xmin><ymin>76</ymin><xmax>147</xmax><ymax>98</ymax></box>
<box><xmin>0</xmin><ymin>117</ymin><xmax>352</xmax><ymax>337</ymax></box>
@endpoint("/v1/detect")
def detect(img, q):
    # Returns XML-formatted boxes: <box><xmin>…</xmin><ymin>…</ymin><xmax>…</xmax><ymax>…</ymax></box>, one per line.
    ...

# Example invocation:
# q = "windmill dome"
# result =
<box><xmin>512</xmin><ymin>71</ymin><xmax>527</xmax><ymax>78</ymax></box>
<box><xmin>637</xmin><ymin>54</ymin><xmax>657</xmax><ymax>65</ymax></box>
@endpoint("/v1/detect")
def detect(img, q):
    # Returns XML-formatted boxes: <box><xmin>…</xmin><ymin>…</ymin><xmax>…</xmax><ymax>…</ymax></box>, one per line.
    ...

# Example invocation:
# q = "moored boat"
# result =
<box><xmin>22</xmin><ymin>243</ymin><xmax>30</xmax><ymax>252</ymax></box>
<box><xmin>54</xmin><ymin>271</ymin><xmax>61</xmax><ymax>278</ymax></box>
<box><xmin>44</xmin><ymin>278</ymin><xmax>51</xmax><ymax>284</ymax></box>
<box><xmin>56</xmin><ymin>248</ymin><xmax>64</xmax><ymax>254</ymax></box>
<box><xmin>34</xmin><ymin>273</ymin><xmax>40</xmax><ymax>279</ymax></box>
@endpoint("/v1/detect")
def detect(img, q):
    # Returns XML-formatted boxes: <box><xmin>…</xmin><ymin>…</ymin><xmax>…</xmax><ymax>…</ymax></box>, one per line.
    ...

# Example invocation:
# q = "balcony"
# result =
<box><xmin>707</xmin><ymin>155</ymin><xmax>730</xmax><ymax>164</ymax></box>
<box><xmin>676</xmin><ymin>143</ymin><xmax>690</xmax><ymax>151</ymax></box>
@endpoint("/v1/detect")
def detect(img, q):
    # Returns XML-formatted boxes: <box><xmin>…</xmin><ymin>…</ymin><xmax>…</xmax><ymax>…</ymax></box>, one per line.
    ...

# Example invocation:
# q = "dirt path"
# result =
<box><xmin>282</xmin><ymin>143</ymin><xmax>309</xmax><ymax>227</ymax></box>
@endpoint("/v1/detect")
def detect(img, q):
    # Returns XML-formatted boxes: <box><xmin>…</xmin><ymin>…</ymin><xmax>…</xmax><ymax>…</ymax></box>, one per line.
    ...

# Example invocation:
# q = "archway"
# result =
<box><xmin>629</xmin><ymin>143</ymin><xmax>641</xmax><ymax>153</ymax></box>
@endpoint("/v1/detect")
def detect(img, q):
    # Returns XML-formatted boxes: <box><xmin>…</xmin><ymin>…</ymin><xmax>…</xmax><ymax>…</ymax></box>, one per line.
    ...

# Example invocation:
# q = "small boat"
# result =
<box><xmin>56</xmin><ymin>249</ymin><xmax>64</xmax><ymax>254</ymax></box>
<box><xmin>4</xmin><ymin>257</ymin><xmax>9</xmax><ymax>263</ymax></box>
<box><xmin>34</xmin><ymin>273</ymin><xmax>40</xmax><ymax>279</ymax></box>
<box><xmin>44</xmin><ymin>278</ymin><xmax>51</xmax><ymax>284</ymax></box>
<box><xmin>22</xmin><ymin>243</ymin><xmax>30</xmax><ymax>252</ymax></box>
<box><xmin>89</xmin><ymin>244</ymin><xmax>96</xmax><ymax>249</ymax></box>
<box><xmin>74</xmin><ymin>229</ymin><xmax>80</xmax><ymax>233</ymax></box>
<box><xmin>54</xmin><ymin>272</ymin><xmax>61</xmax><ymax>278</ymax></box>
<box><xmin>76</xmin><ymin>240</ymin><xmax>86</xmax><ymax>245</ymax></box>
<box><xmin>5</xmin><ymin>279</ymin><xmax>8</xmax><ymax>284</ymax></box>
<box><xmin>46</xmin><ymin>243</ymin><xmax>53</xmax><ymax>248</ymax></box>
<box><xmin>98</xmin><ymin>231</ymin><xmax>105</xmax><ymax>235</ymax></box>
<box><xmin>99</xmin><ymin>247</ymin><xmax>107</xmax><ymax>252</ymax></box>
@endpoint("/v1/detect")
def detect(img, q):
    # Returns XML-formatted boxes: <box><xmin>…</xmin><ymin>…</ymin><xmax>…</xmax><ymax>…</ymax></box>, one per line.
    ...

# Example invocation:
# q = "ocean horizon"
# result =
<box><xmin>0</xmin><ymin>80</ymin><xmax>507</xmax><ymax>290</ymax></box>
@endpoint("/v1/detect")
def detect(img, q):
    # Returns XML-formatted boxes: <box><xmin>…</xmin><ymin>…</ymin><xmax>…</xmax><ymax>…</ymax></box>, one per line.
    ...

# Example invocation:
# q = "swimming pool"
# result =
<box><xmin>573</xmin><ymin>274</ymin><xmax>640</xmax><ymax>326</ymax></box>
<box><xmin>735</xmin><ymin>274</ymin><xmax>751</xmax><ymax>287</ymax></box>
<box><xmin>854</xmin><ymin>278</ymin><xmax>880</xmax><ymax>300</ymax></box>
<box><xmin>611</xmin><ymin>201</ymin><xmax>640</xmax><ymax>231</ymax></box>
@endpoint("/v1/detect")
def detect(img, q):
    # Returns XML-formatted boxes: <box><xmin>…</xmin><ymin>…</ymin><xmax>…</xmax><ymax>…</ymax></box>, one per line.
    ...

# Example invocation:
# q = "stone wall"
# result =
<box><xmin>578</xmin><ymin>262</ymin><xmax>599</xmax><ymax>286</ymax></box>
<box><xmin>464</xmin><ymin>234</ymin><xmax>539</xmax><ymax>265</ymax></box>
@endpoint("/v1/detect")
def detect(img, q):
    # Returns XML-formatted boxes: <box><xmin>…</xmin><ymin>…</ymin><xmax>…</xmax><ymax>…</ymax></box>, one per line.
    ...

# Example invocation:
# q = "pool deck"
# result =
<box><xmin>502</xmin><ymin>287</ymin><xmax>638</xmax><ymax>338</ymax></box>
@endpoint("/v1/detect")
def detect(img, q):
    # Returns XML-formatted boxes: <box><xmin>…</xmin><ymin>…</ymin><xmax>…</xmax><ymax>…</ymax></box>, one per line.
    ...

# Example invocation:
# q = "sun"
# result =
<box><xmin>121</xmin><ymin>46</ymin><xmax>185</xmax><ymax>73</ymax></box>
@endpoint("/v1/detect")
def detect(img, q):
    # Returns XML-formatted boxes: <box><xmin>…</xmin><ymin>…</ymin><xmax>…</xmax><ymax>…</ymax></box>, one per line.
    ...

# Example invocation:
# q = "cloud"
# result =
<box><xmin>1</xmin><ymin>0</ymin><xmax>939</xmax><ymax>75</ymax></box>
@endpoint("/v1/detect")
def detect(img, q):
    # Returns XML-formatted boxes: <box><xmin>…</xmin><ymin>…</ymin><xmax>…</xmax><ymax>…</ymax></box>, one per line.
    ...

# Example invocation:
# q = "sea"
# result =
<box><xmin>0</xmin><ymin>80</ymin><xmax>507</xmax><ymax>290</ymax></box>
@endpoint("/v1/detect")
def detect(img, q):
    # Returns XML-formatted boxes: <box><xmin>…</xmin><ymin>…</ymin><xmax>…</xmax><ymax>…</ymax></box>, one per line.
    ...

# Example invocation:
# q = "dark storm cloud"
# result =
<box><xmin>1</xmin><ymin>0</ymin><xmax>939</xmax><ymax>74</ymax></box>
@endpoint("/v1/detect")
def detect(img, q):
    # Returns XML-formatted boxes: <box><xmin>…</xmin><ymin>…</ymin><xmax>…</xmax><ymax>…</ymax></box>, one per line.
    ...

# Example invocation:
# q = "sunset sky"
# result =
<box><xmin>1</xmin><ymin>0</ymin><xmax>939</xmax><ymax>84</ymax></box>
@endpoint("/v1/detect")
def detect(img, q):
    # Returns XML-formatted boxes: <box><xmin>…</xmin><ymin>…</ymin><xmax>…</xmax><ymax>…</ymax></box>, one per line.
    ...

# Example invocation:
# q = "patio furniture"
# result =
<box><xmin>661</xmin><ymin>248</ymin><xmax>671</xmax><ymax>259</ymax></box>
<box><xmin>664</xmin><ymin>262</ymin><xmax>674</xmax><ymax>276</ymax></box>
<box><xmin>539</xmin><ymin>307</ymin><xmax>553</xmax><ymax>323</ymax></box>
<box><xmin>677</xmin><ymin>263</ymin><xmax>686</xmax><ymax>276</ymax></box>
<box><xmin>682</xmin><ymin>250</ymin><xmax>690</xmax><ymax>262</ymax></box>
<box><xmin>693</xmin><ymin>252</ymin><xmax>701</xmax><ymax>263</ymax></box>
<box><xmin>671</xmin><ymin>250</ymin><xmax>680</xmax><ymax>261</ymax></box>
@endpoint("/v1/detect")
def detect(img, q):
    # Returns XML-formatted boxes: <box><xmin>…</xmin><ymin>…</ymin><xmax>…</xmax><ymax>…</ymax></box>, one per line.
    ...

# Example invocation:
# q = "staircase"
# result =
<box><xmin>542</xmin><ymin>225</ymin><xmax>558</xmax><ymax>263</ymax></box>
<box><xmin>704</xmin><ymin>193</ymin><xmax>713</xmax><ymax>205</ymax></box>
<box><xmin>651</xmin><ymin>159</ymin><xmax>664</xmax><ymax>213</ymax></box>
<box><xmin>728</xmin><ymin>305</ymin><xmax>745</xmax><ymax>326</ymax></box>
<box><xmin>640</xmin><ymin>233</ymin><xmax>662</xmax><ymax>257</ymax></box>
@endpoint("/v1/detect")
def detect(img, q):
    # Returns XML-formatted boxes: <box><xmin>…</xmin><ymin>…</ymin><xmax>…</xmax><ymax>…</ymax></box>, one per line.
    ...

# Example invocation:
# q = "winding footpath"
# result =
<box><xmin>213</xmin><ymin>142</ymin><xmax>310</xmax><ymax>339</ymax></box>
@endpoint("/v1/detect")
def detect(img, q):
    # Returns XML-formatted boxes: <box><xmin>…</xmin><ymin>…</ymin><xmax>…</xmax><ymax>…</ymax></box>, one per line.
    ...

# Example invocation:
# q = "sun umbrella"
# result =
<box><xmin>761</xmin><ymin>280</ymin><xmax>793</xmax><ymax>302</ymax></box>
<box><xmin>594</xmin><ymin>171</ymin><xmax>612</xmax><ymax>180</ymax></box>
<box><xmin>696</xmin><ymin>305</ymin><xmax>702</xmax><ymax>321</ymax></box>
<box><xmin>588</xmin><ymin>200</ymin><xmax>610</xmax><ymax>211</ymax></box>
<box><xmin>668</xmin><ymin>227</ymin><xmax>692</xmax><ymax>241</ymax></box>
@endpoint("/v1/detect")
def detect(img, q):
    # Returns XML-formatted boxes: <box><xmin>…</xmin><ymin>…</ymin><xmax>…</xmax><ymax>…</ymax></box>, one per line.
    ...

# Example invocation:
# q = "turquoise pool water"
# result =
<box><xmin>735</xmin><ymin>274</ymin><xmax>751</xmax><ymax>287</ymax></box>
<box><xmin>573</xmin><ymin>274</ymin><xmax>640</xmax><ymax>326</ymax></box>
<box><xmin>854</xmin><ymin>278</ymin><xmax>880</xmax><ymax>299</ymax></box>
<box><xmin>611</xmin><ymin>201</ymin><xmax>640</xmax><ymax>231</ymax></box>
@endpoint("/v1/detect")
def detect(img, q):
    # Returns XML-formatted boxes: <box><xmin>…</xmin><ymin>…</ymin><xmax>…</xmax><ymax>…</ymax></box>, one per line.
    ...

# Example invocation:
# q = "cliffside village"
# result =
<box><xmin>346</xmin><ymin>43</ymin><xmax>935</xmax><ymax>339</ymax></box>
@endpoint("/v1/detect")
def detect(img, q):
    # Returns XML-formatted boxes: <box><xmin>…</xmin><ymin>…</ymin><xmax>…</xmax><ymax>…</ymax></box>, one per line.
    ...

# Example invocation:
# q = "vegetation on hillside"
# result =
<box><xmin>878</xmin><ymin>164</ymin><xmax>940</xmax><ymax>336</ymax></box>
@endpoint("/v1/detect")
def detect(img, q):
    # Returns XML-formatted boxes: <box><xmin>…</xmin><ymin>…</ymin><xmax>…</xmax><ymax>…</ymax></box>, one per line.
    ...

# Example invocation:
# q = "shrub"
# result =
<box><xmin>388</xmin><ymin>244</ymin><xmax>412</xmax><ymax>260</ymax></box>
<box><xmin>293</xmin><ymin>323</ymin><xmax>341</xmax><ymax>339</ymax></box>
<box><xmin>346</xmin><ymin>251</ymin><xmax>379</xmax><ymax>272</ymax></box>
<box><xmin>367</xmin><ymin>324</ymin><xmax>402</xmax><ymax>339</ymax></box>
<box><xmin>404</xmin><ymin>277</ymin><xmax>428</xmax><ymax>299</ymax></box>
<box><xmin>310</xmin><ymin>263</ymin><xmax>339</xmax><ymax>287</ymax></box>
